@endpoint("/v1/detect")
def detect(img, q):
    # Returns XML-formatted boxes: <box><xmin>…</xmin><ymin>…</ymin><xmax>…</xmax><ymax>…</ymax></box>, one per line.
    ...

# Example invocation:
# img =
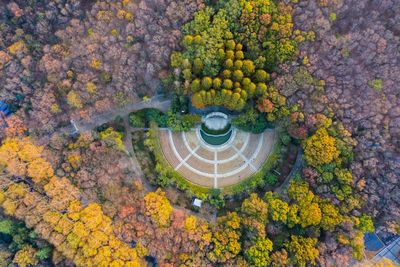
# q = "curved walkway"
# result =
<box><xmin>159</xmin><ymin>127</ymin><xmax>277</xmax><ymax>188</ymax></box>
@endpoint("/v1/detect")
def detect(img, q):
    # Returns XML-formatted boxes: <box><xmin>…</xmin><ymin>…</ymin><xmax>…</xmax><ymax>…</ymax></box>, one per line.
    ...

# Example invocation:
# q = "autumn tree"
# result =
<box><xmin>358</xmin><ymin>214</ymin><xmax>374</xmax><ymax>233</ymax></box>
<box><xmin>0</xmin><ymin>138</ymin><xmax>53</xmax><ymax>184</ymax></box>
<box><xmin>98</xmin><ymin>128</ymin><xmax>125</xmax><ymax>151</ymax></box>
<box><xmin>12</xmin><ymin>245</ymin><xmax>38</xmax><ymax>267</ymax></box>
<box><xmin>208</xmin><ymin>212</ymin><xmax>241</xmax><ymax>263</ymax></box>
<box><xmin>241</xmin><ymin>193</ymin><xmax>268</xmax><ymax>236</ymax></box>
<box><xmin>303</xmin><ymin>128</ymin><xmax>339</xmax><ymax>167</ymax></box>
<box><xmin>319</xmin><ymin>202</ymin><xmax>342</xmax><ymax>231</ymax></box>
<box><xmin>285</xmin><ymin>235</ymin><xmax>319</xmax><ymax>267</ymax></box>
<box><xmin>264</xmin><ymin>192</ymin><xmax>289</xmax><ymax>223</ymax></box>
<box><xmin>245</xmin><ymin>237</ymin><xmax>273</xmax><ymax>267</ymax></box>
<box><xmin>270</xmin><ymin>249</ymin><xmax>289</xmax><ymax>267</ymax></box>
<box><xmin>144</xmin><ymin>189</ymin><xmax>173</xmax><ymax>227</ymax></box>
<box><xmin>4</xmin><ymin>116</ymin><xmax>26</xmax><ymax>137</ymax></box>
<box><xmin>299</xmin><ymin>202</ymin><xmax>322</xmax><ymax>228</ymax></box>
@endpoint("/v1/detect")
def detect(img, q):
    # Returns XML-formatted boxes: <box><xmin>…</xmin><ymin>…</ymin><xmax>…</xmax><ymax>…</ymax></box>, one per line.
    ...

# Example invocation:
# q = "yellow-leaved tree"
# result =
<box><xmin>303</xmin><ymin>128</ymin><xmax>339</xmax><ymax>167</ymax></box>
<box><xmin>144</xmin><ymin>189</ymin><xmax>173</xmax><ymax>227</ymax></box>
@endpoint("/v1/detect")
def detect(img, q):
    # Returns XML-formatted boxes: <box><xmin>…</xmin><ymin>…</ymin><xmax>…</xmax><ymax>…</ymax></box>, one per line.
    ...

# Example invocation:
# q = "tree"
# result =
<box><xmin>358</xmin><ymin>214</ymin><xmax>374</xmax><ymax>233</ymax></box>
<box><xmin>223</xmin><ymin>79</ymin><xmax>233</xmax><ymax>89</ymax></box>
<box><xmin>13</xmin><ymin>245</ymin><xmax>38</xmax><ymax>267</ymax></box>
<box><xmin>192</xmin><ymin>92</ymin><xmax>204</xmax><ymax>108</ymax></box>
<box><xmin>4</xmin><ymin>116</ymin><xmax>26</xmax><ymax>137</ymax></box>
<box><xmin>242</xmin><ymin>60</ymin><xmax>255</xmax><ymax>76</ymax></box>
<box><xmin>334</xmin><ymin>168</ymin><xmax>353</xmax><ymax>185</ymax></box>
<box><xmin>319</xmin><ymin>202</ymin><xmax>342</xmax><ymax>231</ymax></box>
<box><xmin>299</xmin><ymin>202</ymin><xmax>322</xmax><ymax>228</ymax></box>
<box><xmin>213</xmin><ymin>77</ymin><xmax>222</xmax><ymax>89</ymax></box>
<box><xmin>184</xmin><ymin>216</ymin><xmax>197</xmax><ymax>232</ymax></box>
<box><xmin>0</xmin><ymin>138</ymin><xmax>53</xmax><ymax>183</ymax></box>
<box><xmin>193</xmin><ymin>58</ymin><xmax>204</xmax><ymax>74</ymax></box>
<box><xmin>245</xmin><ymin>237</ymin><xmax>273</xmax><ymax>267</ymax></box>
<box><xmin>144</xmin><ymin>189</ymin><xmax>173</xmax><ymax>227</ymax></box>
<box><xmin>201</xmin><ymin>76</ymin><xmax>213</xmax><ymax>90</ymax></box>
<box><xmin>190</xmin><ymin>78</ymin><xmax>201</xmax><ymax>92</ymax></box>
<box><xmin>287</xmin><ymin>180</ymin><xmax>314</xmax><ymax>204</ymax></box>
<box><xmin>303</xmin><ymin>128</ymin><xmax>339</xmax><ymax>167</ymax></box>
<box><xmin>27</xmin><ymin>158</ymin><xmax>54</xmax><ymax>184</ymax></box>
<box><xmin>66</xmin><ymin>90</ymin><xmax>83</xmax><ymax>109</ymax></box>
<box><xmin>241</xmin><ymin>193</ymin><xmax>268</xmax><ymax>236</ymax></box>
<box><xmin>287</xmin><ymin>204</ymin><xmax>300</xmax><ymax>228</ymax></box>
<box><xmin>232</xmin><ymin>70</ymin><xmax>244</xmax><ymax>81</ymax></box>
<box><xmin>208</xmin><ymin>212</ymin><xmax>241</xmax><ymax>263</ymax></box>
<box><xmin>257</xmin><ymin>97</ymin><xmax>274</xmax><ymax>113</ymax></box>
<box><xmin>270</xmin><ymin>249</ymin><xmax>288</xmax><ymax>267</ymax></box>
<box><xmin>98</xmin><ymin>128</ymin><xmax>125</xmax><ymax>151</ymax></box>
<box><xmin>254</xmin><ymin>69</ymin><xmax>269</xmax><ymax>82</ymax></box>
<box><xmin>285</xmin><ymin>236</ymin><xmax>319</xmax><ymax>267</ymax></box>
<box><xmin>264</xmin><ymin>192</ymin><xmax>289</xmax><ymax>223</ymax></box>
<box><xmin>129</xmin><ymin>113</ymin><xmax>145</xmax><ymax>128</ymax></box>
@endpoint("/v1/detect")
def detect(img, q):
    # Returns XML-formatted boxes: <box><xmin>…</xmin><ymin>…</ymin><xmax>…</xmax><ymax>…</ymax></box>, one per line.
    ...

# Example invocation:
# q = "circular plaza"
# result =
<box><xmin>158</xmin><ymin>113</ymin><xmax>277</xmax><ymax>188</ymax></box>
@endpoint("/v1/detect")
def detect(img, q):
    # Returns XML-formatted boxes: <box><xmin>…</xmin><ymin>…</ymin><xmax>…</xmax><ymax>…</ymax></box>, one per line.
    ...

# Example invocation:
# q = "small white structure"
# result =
<box><xmin>203</xmin><ymin>112</ymin><xmax>229</xmax><ymax>131</ymax></box>
<box><xmin>192</xmin><ymin>198</ymin><xmax>202</xmax><ymax>208</ymax></box>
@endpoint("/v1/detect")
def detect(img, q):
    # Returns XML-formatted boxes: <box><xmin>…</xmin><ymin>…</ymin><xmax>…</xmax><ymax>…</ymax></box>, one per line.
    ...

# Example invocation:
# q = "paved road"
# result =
<box><xmin>60</xmin><ymin>95</ymin><xmax>171</xmax><ymax>135</ymax></box>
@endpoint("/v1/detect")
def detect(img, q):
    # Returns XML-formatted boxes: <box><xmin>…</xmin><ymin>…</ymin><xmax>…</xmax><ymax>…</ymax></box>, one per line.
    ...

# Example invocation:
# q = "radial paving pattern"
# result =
<box><xmin>159</xmin><ymin>127</ymin><xmax>276</xmax><ymax>188</ymax></box>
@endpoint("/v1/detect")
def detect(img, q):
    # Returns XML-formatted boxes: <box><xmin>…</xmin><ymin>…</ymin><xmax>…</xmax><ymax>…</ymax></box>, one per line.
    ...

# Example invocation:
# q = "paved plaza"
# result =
<box><xmin>159</xmin><ymin>127</ymin><xmax>277</xmax><ymax>188</ymax></box>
